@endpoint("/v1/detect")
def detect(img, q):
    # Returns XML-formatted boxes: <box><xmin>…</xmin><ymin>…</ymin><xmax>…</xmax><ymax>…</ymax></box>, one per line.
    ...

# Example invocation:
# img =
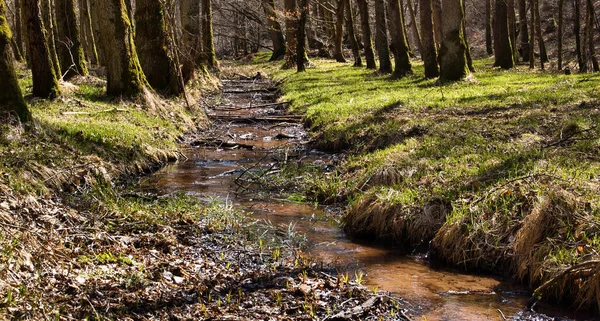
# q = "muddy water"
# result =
<box><xmin>139</xmin><ymin>79</ymin><xmax>579</xmax><ymax>321</ymax></box>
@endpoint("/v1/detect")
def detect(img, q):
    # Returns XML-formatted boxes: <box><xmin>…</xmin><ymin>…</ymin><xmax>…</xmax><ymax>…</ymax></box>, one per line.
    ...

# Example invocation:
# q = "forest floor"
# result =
<box><xmin>229</xmin><ymin>52</ymin><xmax>600</xmax><ymax>315</ymax></box>
<box><xmin>0</xmin><ymin>64</ymin><xmax>414</xmax><ymax>320</ymax></box>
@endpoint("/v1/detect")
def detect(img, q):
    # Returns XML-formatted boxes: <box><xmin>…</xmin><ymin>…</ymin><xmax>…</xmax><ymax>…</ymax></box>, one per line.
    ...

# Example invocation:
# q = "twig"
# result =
<box><xmin>498</xmin><ymin>309</ymin><xmax>507</xmax><ymax>321</ymax></box>
<box><xmin>61</xmin><ymin>108</ymin><xmax>129</xmax><ymax>115</ymax></box>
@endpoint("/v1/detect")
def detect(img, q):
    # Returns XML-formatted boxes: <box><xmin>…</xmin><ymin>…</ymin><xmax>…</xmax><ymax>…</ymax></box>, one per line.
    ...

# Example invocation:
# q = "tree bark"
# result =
<box><xmin>420</xmin><ymin>0</ymin><xmax>438</xmax><ymax>78</ymax></box>
<box><xmin>493</xmin><ymin>0</ymin><xmax>515</xmax><ymax>69</ymax></box>
<box><xmin>284</xmin><ymin>0</ymin><xmax>298</xmax><ymax>67</ymax></box>
<box><xmin>345</xmin><ymin>0</ymin><xmax>362</xmax><ymax>66</ymax></box>
<box><xmin>333</xmin><ymin>0</ymin><xmax>346</xmax><ymax>62</ymax></box>
<box><xmin>528</xmin><ymin>0</ymin><xmax>535</xmax><ymax>68</ymax></box>
<box><xmin>461</xmin><ymin>0</ymin><xmax>474</xmax><ymax>72</ymax></box>
<box><xmin>0</xmin><ymin>0</ymin><xmax>30</xmax><ymax>122</ymax></box>
<box><xmin>201</xmin><ymin>0</ymin><xmax>218</xmax><ymax>70</ymax></box>
<box><xmin>180</xmin><ymin>0</ymin><xmax>202</xmax><ymax>82</ymax></box>
<box><xmin>79</xmin><ymin>0</ymin><xmax>98</xmax><ymax>65</ymax></box>
<box><xmin>22</xmin><ymin>0</ymin><xmax>60</xmax><ymax>98</ymax></box>
<box><xmin>507</xmin><ymin>0</ymin><xmax>517</xmax><ymax>61</ymax></box>
<box><xmin>485</xmin><ymin>0</ymin><xmax>493</xmax><ymax>55</ymax></box>
<box><xmin>374</xmin><ymin>0</ymin><xmax>392</xmax><ymax>73</ymax></box>
<box><xmin>406</xmin><ymin>0</ymin><xmax>422</xmax><ymax>55</ymax></box>
<box><xmin>533</xmin><ymin>0</ymin><xmax>547</xmax><ymax>67</ymax></box>
<box><xmin>387</xmin><ymin>0</ymin><xmax>412</xmax><ymax>77</ymax></box>
<box><xmin>574</xmin><ymin>0</ymin><xmax>584</xmax><ymax>71</ymax></box>
<box><xmin>557</xmin><ymin>0</ymin><xmax>564</xmax><ymax>70</ymax></box>
<box><xmin>262</xmin><ymin>0</ymin><xmax>287</xmax><ymax>61</ymax></box>
<box><xmin>297</xmin><ymin>0</ymin><xmax>308</xmax><ymax>72</ymax></box>
<box><xmin>91</xmin><ymin>0</ymin><xmax>149</xmax><ymax>97</ymax></box>
<box><xmin>14</xmin><ymin>0</ymin><xmax>24</xmax><ymax>60</ymax></box>
<box><xmin>432</xmin><ymin>0</ymin><xmax>442</xmax><ymax>48</ymax></box>
<box><xmin>357</xmin><ymin>0</ymin><xmax>376</xmax><ymax>68</ymax></box>
<box><xmin>135</xmin><ymin>0</ymin><xmax>182</xmax><ymax>96</ymax></box>
<box><xmin>439</xmin><ymin>0</ymin><xmax>469</xmax><ymax>81</ymax></box>
<box><xmin>586</xmin><ymin>0</ymin><xmax>599</xmax><ymax>71</ymax></box>
<box><xmin>55</xmin><ymin>0</ymin><xmax>87</xmax><ymax>79</ymax></box>
<box><xmin>41</xmin><ymin>0</ymin><xmax>61</xmax><ymax>75</ymax></box>
<box><xmin>517</xmin><ymin>0</ymin><xmax>529</xmax><ymax>61</ymax></box>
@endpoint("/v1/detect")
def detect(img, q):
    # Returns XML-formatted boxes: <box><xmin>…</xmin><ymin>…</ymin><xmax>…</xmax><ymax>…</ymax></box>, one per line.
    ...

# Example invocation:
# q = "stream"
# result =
<box><xmin>139</xmin><ymin>77</ymin><xmax>585</xmax><ymax>320</ymax></box>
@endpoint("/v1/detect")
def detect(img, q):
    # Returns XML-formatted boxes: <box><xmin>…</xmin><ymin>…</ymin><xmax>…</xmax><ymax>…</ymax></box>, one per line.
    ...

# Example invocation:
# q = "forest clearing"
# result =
<box><xmin>1</xmin><ymin>0</ymin><xmax>600</xmax><ymax>319</ymax></box>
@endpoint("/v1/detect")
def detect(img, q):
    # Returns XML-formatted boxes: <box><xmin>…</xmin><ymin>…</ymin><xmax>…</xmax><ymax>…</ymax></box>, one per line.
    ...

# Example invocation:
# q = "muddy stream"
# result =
<box><xmin>139</xmin><ymin>78</ymin><xmax>583</xmax><ymax>320</ymax></box>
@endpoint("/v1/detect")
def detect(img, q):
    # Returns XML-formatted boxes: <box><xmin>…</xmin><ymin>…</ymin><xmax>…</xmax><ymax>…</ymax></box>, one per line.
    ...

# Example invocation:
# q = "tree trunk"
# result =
<box><xmin>78</xmin><ymin>0</ymin><xmax>98</xmax><ymax>65</ymax></box>
<box><xmin>432</xmin><ymin>0</ymin><xmax>442</xmax><ymax>48</ymax></box>
<box><xmin>493</xmin><ymin>0</ymin><xmax>515</xmax><ymax>69</ymax></box>
<box><xmin>333</xmin><ymin>0</ymin><xmax>346</xmax><ymax>62</ymax></box>
<box><xmin>439</xmin><ymin>0</ymin><xmax>469</xmax><ymax>81</ymax></box>
<box><xmin>357</xmin><ymin>0</ymin><xmax>376</xmax><ymax>68</ymax></box>
<box><xmin>345</xmin><ymin>0</ymin><xmax>362</xmax><ymax>66</ymax></box>
<box><xmin>14</xmin><ymin>0</ymin><xmax>24</xmax><ymax>60</ymax></box>
<box><xmin>387</xmin><ymin>0</ymin><xmax>412</xmax><ymax>77</ymax></box>
<box><xmin>517</xmin><ymin>0</ymin><xmax>529</xmax><ymax>61</ymax></box>
<box><xmin>533</xmin><ymin>0</ymin><xmax>547</xmax><ymax>67</ymax></box>
<box><xmin>135</xmin><ymin>0</ymin><xmax>182</xmax><ymax>96</ymax></box>
<box><xmin>297</xmin><ymin>0</ymin><xmax>308</xmax><ymax>72</ymax></box>
<box><xmin>41</xmin><ymin>0</ymin><xmax>61</xmax><ymax>75</ymax></box>
<box><xmin>485</xmin><ymin>0</ymin><xmax>493</xmax><ymax>55</ymax></box>
<box><xmin>374</xmin><ymin>0</ymin><xmax>392</xmax><ymax>73</ymax></box>
<box><xmin>180</xmin><ymin>0</ymin><xmax>202</xmax><ymax>82</ymax></box>
<box><xmin>558</xmin><ymin>0</ymin><xmax>564</xmax><ymax>70</ymax></box>
<box><xmin>10</xmin><ymin>36</ymin><xmax>23</xmax><ymax>61</ymax></box>
<box><xmin>201</xmin><ymin>0</ymin><xmax>218</xmax><ymax>70</ymax></box>
<box><xmin>406</xmin><ymin>0</ymin><xmax>423</xmax><ymax>55</ymax></box>
<box><xmin>574</xmin><ymin>0</ymin><xmax>584</xmax><ymax>71</ymax></box>
<box><xmin>399</xmin><ymin>0</ymin><xmax>412</xmax><ymax>53</ymax></box>
<box><xmin>461</xmin><ymin>0</ymin><xmax>474</xmax><ymax>72</ymax></box>
<box><xmin>586</xmin><ymin>0</ymin><xmax>599</xmax><ymax>71</ymax></box>
<box><xmin>55</xmin><ymin>0</ymin><xmax>87</xmax><ymax>79</ymax></box>
<box><xmin>507</xmin><ymin>0</ymin><xmax>517</xmax><ymax>61</ymax></box>
<box><xmin>528</xmin><ymin>0</ymin><xmax>535</xmax><ymax>68</ymax></box>
<box><xmin>284</xmin><ymin>0</ymin><xmax>298</xmax><ymax>67</ymax></box>
<box><xmin>0</xmin><ymin>0</ymin><xmax>30</xmax><ymax>122</ymax></box>
<box><xmin>420</xmin><ymin>0</ymin><xmax>438</xmax><ymax>78</ymax></box>
<box><xmin>91</xmin><ymin>0</ymin><xmax>149</xmax><ymax>97</ymax></box>
<box><xmin>262</xmin><ymin>0</ymin><xmax>287</xmax><ymax>61</ymax></box>
<box><xmin>22</xmin><ymin>0</ymin><xmax>60</xmax><ymax>98</ymax></box>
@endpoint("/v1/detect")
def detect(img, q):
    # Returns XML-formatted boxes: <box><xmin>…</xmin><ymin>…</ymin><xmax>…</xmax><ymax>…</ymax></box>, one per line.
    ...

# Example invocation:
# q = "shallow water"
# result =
<box><xmin>138</xmin><ymin>79</ymin><xmax>588</xmax><ymax>321</ymax></box>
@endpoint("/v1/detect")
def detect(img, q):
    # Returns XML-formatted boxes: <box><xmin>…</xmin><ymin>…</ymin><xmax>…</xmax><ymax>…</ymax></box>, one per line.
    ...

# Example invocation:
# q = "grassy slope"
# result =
<box><xmin>245</xmin><ymin>52</ymin><xmax>600</xmax><ymax>311</ymax></box>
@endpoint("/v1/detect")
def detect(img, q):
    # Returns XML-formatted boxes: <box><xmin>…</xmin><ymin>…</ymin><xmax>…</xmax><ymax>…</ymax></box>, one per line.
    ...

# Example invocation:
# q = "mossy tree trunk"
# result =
<box><xmin>493</xmin><ymin>0</ymin><xmax>515</xmax><ymax>69</ymax></box>
<box><xmin>374</xmin><ymin>0</ymin><xmax>392</xmax><ymax>73</ymax></box>
<box><xmin>406</xmin><ymin>0</ymin><xmax>423</xmax><ymax>55</ymax></box>
<box><xmin>574</xmin><ymin>0</ymin><xmax>584</xmax><ymax>72</ymax></box>
<box><xmin>41</xmin><ymin>0</ymin><xmax>61</xmax><ymax>75</ymax></box>
<box><xmin>180</xmin><ymin>0</ymin><xmax>202</xmax><ymax>82</ymax></box>
<box><xmin>517</xmin><ymin>0</ymin><xmax>529</xmax><ymax>61</ymax></box>
<box><xmin>91</xmin><ymin>0</ymin><xmax>149</xmax><ymax>97</ymax></box>
<box><xmin>461</xmin><ymin>0</ymin><xmax>474</xmax><ymax>72</ymax></box>
<box><xmin>87</xmin><ymin>0</ymin><xmax>104</xmax><ymax>66</ymax></box>
<box><xmin>432</xmin><ymin>0</ymin><xmax>442</xmax><ymax>48</ymax></box>
<box><xmin>262</xmin><ymin>0</ymin><xmax>286</xmax><ymax>61</ymax></box>
<box><xmin>557</xmin><ymin>0</ymin><xmax>564</xmax><ymax>70</ymax></box>
<box><xmin>10</xmin><ymin>35</ymin><xmax>23</xmax><ymax>61</ymax></box>
<box><xmin>297</xmin><ymin>0</ymin><xmax>308</xmax><ymax>72</ymax></box>
<box><xmin>420</xmin><ymin>0</ymin><xmax>438</xmax><ymax>78</ymax></box>
<box><xmin>345</xmin><ymin>0</ymin><xmax>362</xmax><ymax>66</ymax></box>
<box><xmin>439</xmin><ymin>0</ymin><xmax>469</xmax><ymax>81</ymax></box>
<box><xmin>387</xmin><ymin>0</ymin><xmax>412</xmax><ymax>77</ymax></box>
<box><xmin>485</xmin><ymin>0</ymin><xmax>493</xmax><ymax>55</ymax></box>
<box><xmin>507</xmin><ymin>0</ymin><xmax>517</xmax><ymax>61</ymax></box>
<box><xmin>357</xmin><ymin>0</ymin><xmax>376</xmax><ymax>69</ymax></box>
<box><xmin>55</xmin><ymin>0</ymin><xmax>87</xmax><ymax>79</ymax></box>
<box><xmin>585</xmin><ymin>0</ymin><xmax>599</xmax><ymax>71</ymax></box>
<box><xmin>533</xmin><ymin>0</ymin><xmax>547</xmax><ymax>67</ymax></box>
<box><xmin>333</xmin><ymin>0</ymin><xmax>346</xmax><ymax>62</ymax></box>
<box><xmin>135</xmin><ymin>0</ymin><xmax>182</xmax><ymax>96</ymax></box>
<box><xmin>284</xmin><ymin>0</ymin><xmax>299</xmax><ymax>67</ymax></box>
<box><xmin>22</xmin><ymin>0</ymin><xmax>60</xmax><ymax>98</ymax></box>
<box><xmin>79</xmin><ymin>0</ymin><xmax>98</xmax><ymax>65</ymax></box>
<box><xmin>528</xmin><ymin>0</ymin><xmax>535</xmax><ymax>68</ymax></box>
<box><xmin>14</xmin><ymin>0</ymin><xmax>24</xmax><ymax>60</ymax></box>
<box><xmin>201</xmin><ymin>0</ymin><xmax>218</xmax><ymax>70</ymax></box>
<box><xmin>0</xmin><ymin>0</ymin><xmax>30</xmax><ymax>122</ymax></box>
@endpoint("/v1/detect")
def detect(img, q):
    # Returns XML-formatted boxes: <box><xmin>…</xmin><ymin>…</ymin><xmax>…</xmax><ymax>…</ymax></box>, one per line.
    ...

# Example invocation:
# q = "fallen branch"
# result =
<box><xmin>61</xmin><ymin>108</ymin><xmax>129</xmax><ymax>115</ymax></box>
<box><xmin>210</xmin><ymin>114</ymin><xmax>303</xmax><ymax>123</ymax></box>
<box><xmin>211</xmin><ymin>101</ymin><xmax>290</xmax><ymax>111</ymax></box>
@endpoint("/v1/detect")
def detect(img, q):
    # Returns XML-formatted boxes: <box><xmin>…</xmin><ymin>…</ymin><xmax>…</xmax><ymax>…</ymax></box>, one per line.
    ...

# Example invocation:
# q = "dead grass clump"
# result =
<box><xmin>343</xmin><ymin>188</ymin><xmax>449</xmax><ymax>246</ymax></box>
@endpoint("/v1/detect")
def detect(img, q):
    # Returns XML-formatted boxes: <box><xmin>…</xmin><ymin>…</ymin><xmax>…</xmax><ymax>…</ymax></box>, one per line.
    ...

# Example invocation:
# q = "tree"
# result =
<box><xmin>439</xmin><ymin>0</ymin><xmax>469</xmax><ymax>81</ymax></box>
<box><xmin>574</xmin><ymin>0</ymin><xmax>584</xmax><ymax>71</ymax></box>
<box><xmin>528</xmin><ymin>0</ymin><xmax>535</xmax><ymax>68</ymax></box>
<box><xmin>493</xmin><ymin>0</ymin><xmax>515</xmax><ymax>69</ymax></box>
<box><xmin>387</xmin><ymin>0</ymin><xmax>412</xmax><ymax>77</ymax></box>
<box><xmin>558</xmin><ymin>0</ymin><xmax>564</xmax><ymax>70</ymax></box>
<box><xmin>406</xmin><ymin>0</ymin><xmax>423</xmax><ymax>55</ymax></box>
<box><xmin>41</xmin><ymin>0</ymin><xmax>61</xmax><ymax>75</ymax></box>
<box><xmin>0</xmin><ymin>0</ymin><xmax>30</xmax><ymax>122</ymax></box>
<box><xmin>517</xmin><ymin>0</ymin><xmax>529</xmax><ymax>61</ymax></box>
<box><xmin>262</xmin><ymin>0</ymin><xmax>287</xmax><ymax>61</ymax></box>
<box><xmin>420</xmin><ymin>0</ymin><xmax>438</xmax><ymax>78</ymax></box>
<box><xmin>345</xmin><ymin>0</ymin><xmax>362</xmax><ymax>67</ymax></box>
<box><xmin>55</xmin><ymin>0</ymin><xmax>88</xmax><ymax>79</ymax></box>
<box><xmin>22</xmin><ymin>0</ymin><xmax>60</xmax><ymax>98</ymax></box>
<box><xmin>374</xmin><ymin>0</ymin><xmax>392</xmax><ymax>73</ymax></box>
<box><xmin>201</xmin><ymin>0</ymin><xmax>218</xmax><ymax>70</ymax></box>
<box><xmin>585</xmin><ymin>0</ymin><xmax>599</xmax><ymax>71</ymax></box>
<box><xmin>357</xmin><ymin>0</ymin><xmax>376</xmax><ymax>69</ymax></box>
<box><xmin>533</xmin><ymin>0</ymin><xmax>547</xmax><ymax>68</ymax></box>
<box><xmin>485</xmin><ymin>0</ymin><xmax>493</xmax><ymax>55</ymax></box>
<box><xmin>283</xmin><ymin>0</ymin><xmax>298</xmax><ymax>67</ymax></box>
<box><xmin>432</xmin><ymin>0</ymin><xmax>442</xmax><ymax>48</ymax></box>
<box><xmin>297</xmin><ymin>0</ymin><xmax>308</xmax><ymax>72</ymax></box>
<box><xmin>91</xmin><ymin>0</ymin><xmax>149</xmax><ymax>97</ymax></box>
<box><xmin>180</xmin><ymin>0</ymin><xmax>203</xmax><ymax>81</ymax></box>
<box><xmin>79</xmin><ymin>0</ymin><xmax>98</xmax><ymax>65</ymax></box>
<box><xmin>333</xmin><ymin>0</ymin><xmax>346</xmax><ymax>62</ymax></box>
<box><xmin>13</xmin><ymin>0</ymin><xmax>24</xmax><ymax>60</ymax></box>
<box><xmin>135</xmin><ymin>0</ymin><xmax>183</xmax><ymax>96</ymax></box>
<box><xmin>507</xmin><ymin>0</ymin><xmax>517</xmax><ymax>60</ymax></box>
